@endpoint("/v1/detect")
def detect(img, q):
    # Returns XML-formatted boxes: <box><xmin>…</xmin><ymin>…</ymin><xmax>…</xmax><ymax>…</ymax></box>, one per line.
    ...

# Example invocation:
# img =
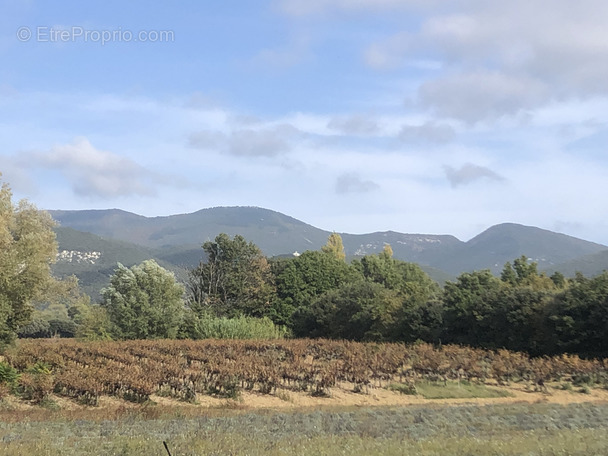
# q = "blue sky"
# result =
<box><xmin>2</xmin><ymin>0</ymin><xmax>608</xmax><ymax>245</ymax></box>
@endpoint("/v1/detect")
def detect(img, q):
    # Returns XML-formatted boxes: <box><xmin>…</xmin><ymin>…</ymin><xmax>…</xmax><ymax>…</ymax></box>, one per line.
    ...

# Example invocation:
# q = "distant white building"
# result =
<box><xmin>57</xmin><ymin>250</ymin><xmax>102</xmax><ymax>264</ymax></box>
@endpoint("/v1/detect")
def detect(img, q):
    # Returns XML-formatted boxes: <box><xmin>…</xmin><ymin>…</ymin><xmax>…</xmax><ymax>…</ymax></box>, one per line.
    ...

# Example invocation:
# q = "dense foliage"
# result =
<box><xmin>93</xmin><ymin>231</ymin><xmax>607</xmax><ymax>358</ymax></box>
<box><xmin>187</xmin><ymin>233</ymin><xmax>276</xmax><ymax>318</ymax></box>
<box><xmin>187</xmin><ymin>232</ymin><xmax>608</xmax><ymax>358</ymax></box>
<box><xmin>0</xmin><ymin>178</ymin><xmax>83</xmax><ymax>346</ymax></box>
<box><xmin>101</xmin><ymin>260</ymin><xmax>184</xmax><ymax>339</ymax></box>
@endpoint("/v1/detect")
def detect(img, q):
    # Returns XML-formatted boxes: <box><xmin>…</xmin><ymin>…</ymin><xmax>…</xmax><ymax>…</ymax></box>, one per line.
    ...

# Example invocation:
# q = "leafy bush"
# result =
<box><xmin>182</xmin><ymin>313</ymin><xmax>289</xmax><ymax>340</ymax></box>
<box><xmin>48</xmin><ymin>319</ymin><xmax>77</xmax><ymax>338</ymax></box>
<box><xmin>17</xmin><ymin>318</ymin><xmax>51</xmax><ymax>338</ymax></box>
<box><xmin>0</xmin><ymin>361</ymin><xmax>19</xmax><ymax>390</ymax></box>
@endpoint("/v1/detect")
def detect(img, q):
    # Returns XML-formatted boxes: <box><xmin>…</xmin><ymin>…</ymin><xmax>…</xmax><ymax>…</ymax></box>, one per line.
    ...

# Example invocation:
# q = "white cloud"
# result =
<box><xmin>188</xmin><ymin>130</ymin><xmax>226</xmax><ymax>150</ymax></box>
<box><xmin>16</xmin><ymin>138</ymin><xmax>161</xmax><ymax>198</ymax></box>
<box><xmin>327</xmin><ymin>114</ymin><xmax>379</xmax><ymax>135</ymax></box>
<box><xmin>228</xmin><ymin>128</ymin><xmax>293</xmax><ymax>157</ymax></box>
<box><xmin>398</xmin><ymin>121</ymin><xmax>455</xmax><ymax>143</ymax></box>
<box><xmin>443</xmin><ymin>163</ymin><xmax>505</xmax><ymax>188</ymax></box>
<box><xmin>419</xmin><ymin>71</ymin><xmax>549</xmax><ymax>123</ymax></box>
<box><xmin>352</xmin><ymin>1</ymin><xmax>608</xmax><ymax>122</ymax></box>
<box><xmin>335</xmin><ymin>172</ymin><xmax>380</xmax><ymax>194</ymax></box>
<box><xmin>189</xmin><ymin>124</ymin><xmax>301</xmax><ymax>157</ymax></box>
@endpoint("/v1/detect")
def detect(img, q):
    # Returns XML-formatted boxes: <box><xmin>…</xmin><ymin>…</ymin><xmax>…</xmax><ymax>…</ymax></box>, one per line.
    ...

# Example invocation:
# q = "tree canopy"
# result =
<box><xmin>321</xmin><ymin>232</ymin><xmax>346</xmax><ymax>261</ymax></box>
<box><xmin>102</xmin><ymin>260</ymin><xmax>184</xmax><ymax>339</ymax></box>
<box><xmin>0</xmin><ymin>178</ymin><xmax>58</xmax><ymax>345</ymax></box>
<box><xmin>187</xmin><ymin>233</ymin><xmax>276</xmax><ymax>318</ymax></box>
<box><xmin>304</xmin><ymin>280</ymin><xmax>401</xmax><ymax>341</ymax></box>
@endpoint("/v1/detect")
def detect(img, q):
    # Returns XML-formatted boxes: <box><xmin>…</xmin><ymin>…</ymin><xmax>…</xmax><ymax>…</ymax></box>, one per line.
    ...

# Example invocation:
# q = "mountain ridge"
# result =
<box><xmin>49</xmin><ymin>207</ymin><xmax>608</xmax><ymax>299</ymax></box>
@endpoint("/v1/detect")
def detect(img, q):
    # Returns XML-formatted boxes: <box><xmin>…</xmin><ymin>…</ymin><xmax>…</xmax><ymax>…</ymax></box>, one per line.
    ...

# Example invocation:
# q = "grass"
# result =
<box><xmin>387</xmin><ymin>382</ymin><xmax>417</xmax><ymax>395</ymax></box>
<box><xmin>187</xmin><ymin>314</ymin><xmax>290</xmax><ymax>339</ymax></box>
<box><xmin>1</xmin><ymin>402</ymin><xmax>608</xmax><ymax>455</ymax></box>
<box><xmin>3</xmin><ymin>429</ymin><xmax>608</xmax><ymax>456</ymax></box>
<box><xmin>411</xmin><ymin>380</ymin><xmax>512</xmax><ymax>399</ymax></box>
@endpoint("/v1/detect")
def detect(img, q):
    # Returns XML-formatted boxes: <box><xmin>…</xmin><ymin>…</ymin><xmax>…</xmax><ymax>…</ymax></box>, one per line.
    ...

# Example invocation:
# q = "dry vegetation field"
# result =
<box><xmin>2</xmin><ymin>339</ymin><xmax>608</xmax><ymax>455</ymax></box>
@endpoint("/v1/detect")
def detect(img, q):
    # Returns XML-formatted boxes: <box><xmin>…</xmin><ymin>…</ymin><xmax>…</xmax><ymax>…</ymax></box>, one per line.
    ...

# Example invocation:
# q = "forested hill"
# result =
<box><xmin>50</xmin><ymin>206</ymin><xmax>608</xmax><ymax>280</ymax></box>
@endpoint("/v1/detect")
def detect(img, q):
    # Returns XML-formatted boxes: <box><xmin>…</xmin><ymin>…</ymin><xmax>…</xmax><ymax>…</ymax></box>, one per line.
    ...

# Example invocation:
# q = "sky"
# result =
<box><xmin>1</xmin><ymin>0</ymin><xmax>608</xmax><ymax>245</ymax></box>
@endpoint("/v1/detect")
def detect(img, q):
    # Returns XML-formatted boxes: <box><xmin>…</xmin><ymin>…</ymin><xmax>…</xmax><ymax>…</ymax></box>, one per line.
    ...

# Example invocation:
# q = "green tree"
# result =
<box><xmin>17</xmin><ymin>318</ymin><xmax>51</xmax><ymax>338</ymax></box>
<box><xmin>353</xmin><ymin>251</ymin><xmax>441</xmax><ymax>342</ymax></box>
<box><xmin>381</xmin><ymin>244</ymin><xmax>393</xmax><ymax>259</ymax></box>
<box><xmin>513</xmin><ymin>255</ymin><xmax>536</xmax><ymax>282</ymax></box>
<box><xmin>488</xmin><ymin>286</ymin><xmax>549</xmax><ymax>354</ymax></box>
<box><xmin>321</xmin><ymin>232</ymin><xmax>346</xmax><ymax>261</ymax></box>
<box><xmin>305</xmin><ymin>280</ymin><xmax>401</xmax><ymax>341</ymax></box>
<box><xmin>0</xmin><ymin>177</ymin><xmax>58</xmax><ymax>346</ymax></box>
<box><xmin>441</xmin><ymin>270</ymin><xmax>502</xmax><ymax>346</ymax></box>
<box><xmin>444</xmin><ymin>259</ymin><xmax>559</xmax><ymax>353</ymax></box>
<box><xmin>73</xmin><ymin>304</ymin><xmax>112</xmax><ymax>340</ymax></box>
<box><xmin>274</xmin><ymin>250</ymin><xmax>361</xmax><ymax>333</ymax></box>
<box><xmin>550</xmin><ymin>271</ymin><xmax>567</xmax><ymax>288</ymax></box>
<box><xmin>25</xmin><ymin>275</ymin><xmax>91</xmax><ymax>338</ymax></box>
<box><xmin>102</xmin><ymin>260</ymin><xmax>184</xmax><ymax>339</ymax></box>
<box><xmin>501</xmin><ymin>256</ymin><xmax>557</xmax><ymax>291</ymax></box>
<box><xmin>354</xmin><ymin>253</ymin><xmax>438</xmax><ymax>299</ymax></box>
<box><xmin>543</xmin><ymin>271</ymin><xmax>608</xmax><ymax>357</ymax></box>
<box><xmin>188</xmin><ymin>233</ymin><xmax>276</xmax><ymax>319</ymax></box>
<box><xmin>500</xmin><ymin>262</ymin><xmax>518</xmax><ymax>286</ymax></box>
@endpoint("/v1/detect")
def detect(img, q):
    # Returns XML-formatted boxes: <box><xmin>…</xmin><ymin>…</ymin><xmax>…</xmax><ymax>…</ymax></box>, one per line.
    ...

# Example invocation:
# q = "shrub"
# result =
<box><xmin>18</xmin><ymin>362</ymin><xmax>54</xmax><ymax>403</ymax></box>
<box><xmin>17</xmin><ymin>319</ymin><xmax>51</xmax><ymax>338</ymax></box>
<box><xmin>182</xmin><ymin>313</ymin><xmax>289</xmax><ymax>340</ymax></box>
<box><xmin>0</xmin><ymin>361</ymin><xmax>19</xmax><ymax>388</ymax></box>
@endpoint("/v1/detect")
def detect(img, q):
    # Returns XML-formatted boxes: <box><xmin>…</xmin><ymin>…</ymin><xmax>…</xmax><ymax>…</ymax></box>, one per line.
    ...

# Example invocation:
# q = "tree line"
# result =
<box><xmin>178</xmin><ymin>232</ymin><xmax>608</xmax><ymax>358</ymax></box>
<box><xmin>1</xmin><ymin>177</ymin><xmax>607</xmax><ymax>358</ymax></box>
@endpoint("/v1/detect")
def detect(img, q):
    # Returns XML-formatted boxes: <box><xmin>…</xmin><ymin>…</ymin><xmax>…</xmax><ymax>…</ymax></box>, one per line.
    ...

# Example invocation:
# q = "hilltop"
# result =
<box><xmin>50</xmin><ymin>207</ymin><xmax>608</xmax><ymax>298</ymax></box>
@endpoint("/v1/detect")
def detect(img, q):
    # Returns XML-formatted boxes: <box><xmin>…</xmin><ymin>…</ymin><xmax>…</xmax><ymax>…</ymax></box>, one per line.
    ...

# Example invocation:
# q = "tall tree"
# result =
<box><xmin>0</xmin><ymin>177</ymin><xmax>58</xmax><ymax>346</ymax></box>
<box><xmin>500</xmin><ymin>262</ymin><xmax>518</xmax><ymax>286</ymax></box>
<box><xmin>102</xmin><ymin>260</ymin><xmax>184</xmax><ymax>339</ymax></box>
<box><xmin>502</xmin><ymin>255</ymin><xmax>556</xmax><ymax>290</ymax></box>
<box><xmin>353</xmin><ymin>251</ymin><xmax>441</xmax><ymax>342</ymax></box>
<box><xmin>321</xmin><ymin>232</ymin><xmax>346</xmax><ymax>261</ymax></box>
<box><xmin>188</xmin><ymin>234</ymin><xmax>276</xmax><ymax>318</ymax></box>
<box><xmin>441</xmin><ymin>270</ymin><xmax>502</xmax><ymax>347</ymax></box>
<box><xmin>488</xmin><ymin>286</ymin><xmax>549</xmax><ymax>354</ymax></box>
<box><xmin>305</xmin><ymin>280</ymin><xmax>401</xmax><ymax>341</ymax></box>
<box><xmin>543</xmin><ymin>271</ymin><xmax>608</xmax><ymax>357</ymax></box>
<box><xmin>274</xmin><ymin>250</ymin><xmax>361</xmax><ymax>334</ymax></box>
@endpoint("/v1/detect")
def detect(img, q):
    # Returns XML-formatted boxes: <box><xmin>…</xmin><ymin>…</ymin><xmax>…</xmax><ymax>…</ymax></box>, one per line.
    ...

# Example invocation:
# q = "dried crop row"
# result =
<box><xmin>4</xmin><ymin>339</ymin><xmax>608</xmax><ymax>405</ymax></box>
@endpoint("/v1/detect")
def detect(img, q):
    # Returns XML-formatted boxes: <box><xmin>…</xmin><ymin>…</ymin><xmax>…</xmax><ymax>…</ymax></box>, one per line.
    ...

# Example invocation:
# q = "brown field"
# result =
<box><xmin>2</xmin><ymin>338</ymin><xmax>608</xmax><ymax>419</ymax></box>
<box><xmin>3</xmin><ymin>339</ymin><xmax>608</xmax><ymax>455</ymax></box>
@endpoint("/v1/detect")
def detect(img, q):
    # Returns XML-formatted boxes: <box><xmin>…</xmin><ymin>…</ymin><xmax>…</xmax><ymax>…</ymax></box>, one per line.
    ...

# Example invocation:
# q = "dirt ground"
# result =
<box><xmin>5</xmin><ymin>380</ymin><xmax>606</xmax><ymax>417</ymax></box>
<box><xmin>201</xmin><ymin>381</ymin><xmax>608</xmax><ymax>409</ymax></box>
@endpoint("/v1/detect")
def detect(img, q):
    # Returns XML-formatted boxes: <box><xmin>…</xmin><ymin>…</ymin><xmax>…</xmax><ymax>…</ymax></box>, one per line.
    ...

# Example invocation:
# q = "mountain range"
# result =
<box><xmin>49</xmin><ymin>207</ymin><xmax>608</xmax><ymax>300</ymax></box>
